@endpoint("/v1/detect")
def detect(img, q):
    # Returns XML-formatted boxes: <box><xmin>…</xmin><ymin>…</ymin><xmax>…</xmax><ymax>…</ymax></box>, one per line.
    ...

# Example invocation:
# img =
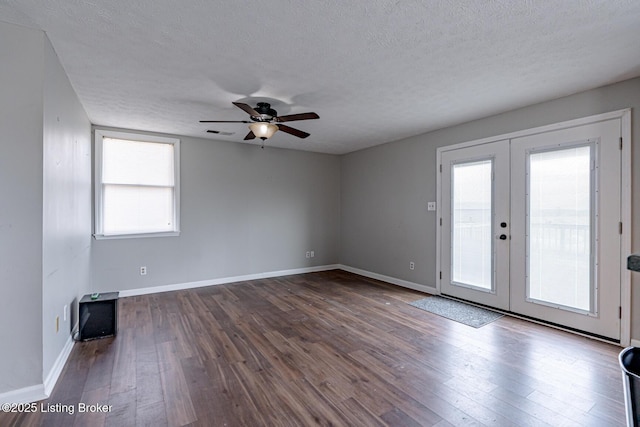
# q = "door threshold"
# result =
<box><xmin>440</xmin><ymin>294</ymin><xmax>620</xmax><ymax>345</ymax></box>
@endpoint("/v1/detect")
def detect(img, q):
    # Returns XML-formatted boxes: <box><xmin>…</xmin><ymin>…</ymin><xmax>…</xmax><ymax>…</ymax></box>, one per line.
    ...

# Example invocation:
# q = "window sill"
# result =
<box><xmin>93</xmin><ymin>231</ymin><xmax>180</xmax><ymax>240</ymax></box>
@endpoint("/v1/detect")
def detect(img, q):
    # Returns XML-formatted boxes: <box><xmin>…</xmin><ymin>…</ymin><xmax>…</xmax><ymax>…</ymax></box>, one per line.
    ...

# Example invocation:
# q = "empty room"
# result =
<box><xmin>1</xmin><ymin>1</ymin><xmax>640</xmax><ymax>426</ymax></box>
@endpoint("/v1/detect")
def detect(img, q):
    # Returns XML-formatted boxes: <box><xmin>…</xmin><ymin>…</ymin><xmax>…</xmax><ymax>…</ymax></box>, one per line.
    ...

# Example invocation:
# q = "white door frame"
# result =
<box><xmin>435</xmin><ymin>109</ymin><xmax>632</xmax><ymax>346</ymax></box>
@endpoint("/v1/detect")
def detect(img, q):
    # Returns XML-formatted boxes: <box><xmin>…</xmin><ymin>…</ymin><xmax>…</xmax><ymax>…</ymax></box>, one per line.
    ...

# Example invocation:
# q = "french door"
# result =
<box><xmin>439</xmin><ymin>119</ymin><xmax>622</xmax><ymax>340</ymax></box>
<box><xmin>440</xmin><ymin>140</ymin><xmax>511</xmax><ymax>310</ymax></box>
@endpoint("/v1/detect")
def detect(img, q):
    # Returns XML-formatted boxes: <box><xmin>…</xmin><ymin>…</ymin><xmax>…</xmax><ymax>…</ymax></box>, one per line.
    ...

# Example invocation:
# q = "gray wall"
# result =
<box><xmin>42</xmin><ymin>37</ymin><xmax>92</xmax><ymax>379</ymax></box>
<box><xmin>341</xmin><ymin>77</ymin><xmax>640</xmax><ymax>338</ymax></box>
<box><xmin>341</xmin><ymin>140</ymin><xmax>434</xmax><ymax>283</ymax></box>
<box><xmin>91</xmin><ymin>132</ymin><xmax>341</xmax><ymax>292</ymax></box>
<box><xmin>0</xmin><ymin>21</ymin><xmax>91</xmax><ymax>397</ymax></box>
<box><xmin>0</xmin><ymin>22</ymin><xmax>45</xmax><ymax>394</ymax></box>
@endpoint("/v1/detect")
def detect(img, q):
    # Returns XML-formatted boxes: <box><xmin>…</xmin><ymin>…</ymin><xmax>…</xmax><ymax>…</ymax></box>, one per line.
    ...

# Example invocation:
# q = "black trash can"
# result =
<box><xmin>620</xmin><ymin>347</ymin><xmax>640</xmax><ymax>426</ymax></box>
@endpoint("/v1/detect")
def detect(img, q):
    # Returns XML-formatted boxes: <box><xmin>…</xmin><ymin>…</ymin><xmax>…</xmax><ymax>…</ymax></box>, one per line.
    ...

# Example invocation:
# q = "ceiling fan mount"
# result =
<box><xmin>201</xmin><ymin>101</ymin><xmax>319</xmax><ymax>142</ymax></box>
<box><xmin>250</xmin><ymin>102</ymin><xmax>278</xmax><ymax>122</ymax></box>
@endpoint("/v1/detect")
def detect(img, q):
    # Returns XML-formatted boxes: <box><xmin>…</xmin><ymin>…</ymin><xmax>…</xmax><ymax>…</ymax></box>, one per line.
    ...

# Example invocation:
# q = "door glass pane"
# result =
<box><xmin>528</xmin><ymin>145</ymin><xmax>592</xmax><ymax>311</ymax></box>
<box><xmin>452</xmin><ymin>160</ymin><xmax>493</xmax><ymax>290</ymax></box>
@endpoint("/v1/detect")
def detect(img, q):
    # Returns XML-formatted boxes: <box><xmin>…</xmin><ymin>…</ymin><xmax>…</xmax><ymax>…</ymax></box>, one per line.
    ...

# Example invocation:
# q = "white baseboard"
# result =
<box><xmin>630</xmin><ymin>339</ymin><xmax>640</xmax><ymax>348</ymax></box>
<box><xmin>0</xmin><ymin>331</ymin><xmax>77</xmax><ymax>405</ymax></box>
<box><xmin>338</xmin><ymin>264</ymin><xmax>437</xmax><ymax>295</ymax></box>
<box><xmin>44</xmin><ymin>333</ymin><xmax>75</xmax><ymax>396</ymax></box>
<box><xmin>118</xmin><ymin>264</ymin><xmax>436</xmax><ymax>299</ymax></box>
<box><xmin>0</xmin><ymin>384</ymin><xmax>46</xmax><ymax>405</ymax></box>
<box><xmin>119</xmin><ymin>264</ymin><xmax>341</xmax><ymax>297</ymax></box>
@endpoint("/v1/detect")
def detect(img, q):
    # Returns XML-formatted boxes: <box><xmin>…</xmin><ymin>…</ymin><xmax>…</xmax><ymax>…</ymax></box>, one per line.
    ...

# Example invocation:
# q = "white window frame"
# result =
<box><xmin>94</xmin><ymin>129</ymin><xmax>180</xmax><ymax>239</ymax></box>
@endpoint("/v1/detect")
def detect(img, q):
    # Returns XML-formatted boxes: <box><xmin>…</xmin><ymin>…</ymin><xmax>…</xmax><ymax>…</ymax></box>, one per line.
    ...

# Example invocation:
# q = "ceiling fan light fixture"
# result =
<box><xmin>249</xmin><ymin>122</ymin><xmax>278</xmax><ymax>140</ymax></box>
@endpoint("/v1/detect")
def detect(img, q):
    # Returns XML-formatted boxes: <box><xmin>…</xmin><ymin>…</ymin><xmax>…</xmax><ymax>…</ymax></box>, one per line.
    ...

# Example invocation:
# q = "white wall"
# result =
<box><xmin>0</xmin><ymin>22</ymin><xmax>45</xmax><ymax>395</ymax></box>
<box><xmin>341</xmin><ymin>77</ymin><xmax>640</xmax><ymax>339</ymax></box>
<box><xmin>91</xmin><ymin>131</ymin><xmax>341</xmax><ymax>293</ymax></box>
<box><xmin>42</xmin><ymin>36</ymin><xmax>92</xmax><ymax>381</ymax></box>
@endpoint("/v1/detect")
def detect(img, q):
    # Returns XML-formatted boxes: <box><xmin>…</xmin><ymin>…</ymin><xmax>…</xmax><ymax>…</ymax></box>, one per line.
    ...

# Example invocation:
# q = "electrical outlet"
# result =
<box><xmin>310</xmin><ymin>251</ymin><xmax>315</xmax><ymax>258</ymax></box>
<box><xmin>140</xmin><ymin>266</ymin><xmax>147</xmax><ymax>275</ymax></box>
<box><xmin>409</xmin><ymin>261</ymin><xmax>415</xmax><ymax>270</ymax></box>
<box><xmin>306</xmin><ymin>251</ymin><xmax>310</xmax><ymax>258</ymax></box>
<box><xmin>427</xmin><ymin>202</ymin><xmax>436</xmax><ymax>211</ymax></box>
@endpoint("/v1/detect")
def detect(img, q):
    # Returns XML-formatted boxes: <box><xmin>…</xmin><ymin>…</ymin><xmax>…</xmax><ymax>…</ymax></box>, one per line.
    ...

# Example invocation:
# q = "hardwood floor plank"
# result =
<box><xmin>210</xmin><ymin>359</ymin><xmax>266</xmax><ymax>426</ymax></box>
<box><xmin>157</xmin><ymin>341</ymin><xmax>197</xmax><ymax>426</ymax></box>
<box><xmin>380</xmin><ymin>406</ymin><xmax>424</xmax><ymax>427</ymax></box>
<box><xmin>0</xmin><ymin>270</ymin><xmax>626</xmax><ymax>426</ymax></box>
<box><xmin>81</xmin><ymin>339</ymin><xmax>117</xmax><ymax>393</ymax></box>
<box><xmin>347</xmin><ymin>349</ymin><xmax>482</xmax><ymax>426</ymax></box>
<box><xmin>490</xmin><ymin>385</ymin><xmax>582</xmax><ymax>427</ymax></box>
<box><xmin>276</xmin><ymin>377</ymin><xmax>355</xmax><ymax>426</ymax></box>
<box><xmin>180</xmin><ymin>356</ymin><xmax>226</xmax><ymax>426</ymax></box>
<box><xmin>135</xmin><ymin>341</ymin><xmax>163</xmax><ymax>409</ymax></box>
<box><xmin>109</xmin><ymin>327</ymin><xmax>136</xmax><ymax>395</ymax></box>
<box><xmin>136</xmin><ymin>401</ymin><xmax>168</xmax><ymax>427</ymax></box>
<box><xmin>526</xmin><ymin>389</ymin><xmax>613</xmax><ymax>426</ymax></box>
<box><xmin>72</xmin><ymin>385</ymin><xmax>110</xmax><ymax>427</ymax></box>
<box><xmin>104</xmin><ymin>389</ymin><xmax>136</xmax><ymax>427</ymax></box>
<box><xmin>334</xmin><ymin>397</ymin><xmax>387</xmax><ymax>427</ymax></box>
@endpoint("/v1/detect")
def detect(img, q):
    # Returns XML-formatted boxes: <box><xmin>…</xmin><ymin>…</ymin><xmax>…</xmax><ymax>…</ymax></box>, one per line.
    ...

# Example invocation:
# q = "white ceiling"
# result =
<box><xmin>2</xmin><ymin>1</ymin><xmax>640</xmax><ymax>154</ymax></box>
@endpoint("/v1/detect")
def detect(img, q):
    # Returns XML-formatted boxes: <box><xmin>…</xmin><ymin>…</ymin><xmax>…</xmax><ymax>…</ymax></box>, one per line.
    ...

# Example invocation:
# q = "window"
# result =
<box><xmin>94</xmin><ymin>129</ymin><xmax>180</xmax><ymax>239</ymax></box>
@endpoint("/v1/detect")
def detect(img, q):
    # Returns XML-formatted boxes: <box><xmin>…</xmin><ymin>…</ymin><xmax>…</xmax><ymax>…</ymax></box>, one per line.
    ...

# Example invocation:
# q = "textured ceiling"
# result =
<box><xmin>1</xmin><ymin>1</ymin><xmax>640</xmax><ymax>154</ymax></box>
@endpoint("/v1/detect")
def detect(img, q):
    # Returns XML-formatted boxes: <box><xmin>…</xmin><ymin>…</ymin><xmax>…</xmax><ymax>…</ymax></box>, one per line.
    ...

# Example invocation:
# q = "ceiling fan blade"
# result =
<box><xmin>233</xmin><ymin>102</ymin><xmax>260</xmax><ymax>116</ymax></box>
<box><xmin>277</xmin><ymin>124</ymin><xmax>310</xmax><ymax>139</ymax></box>
<box><xmin>244</xmin><ymin>131</ymin><xmax>256</xmax><ymax>140</ymax></box>
<box><xmin>207</xmin><ymin>130</ymin><xmax>234</xmax><ymax>136</ymax></box>
<box><xmin>275</xmin><ymin>112</ymin><xmax>319</xmax><ymax>122</ymax></box>
<box><xmin>199</xmin><ymin>120</ymin><xmax>251</xmax><ymax>123</ymax></box>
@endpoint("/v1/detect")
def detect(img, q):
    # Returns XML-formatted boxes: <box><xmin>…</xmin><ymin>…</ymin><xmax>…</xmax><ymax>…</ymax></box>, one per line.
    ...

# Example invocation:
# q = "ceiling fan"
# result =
<box><xmin>201</xmin><ymin>102</ymin><xmax>319</xmax><ymax>141</ymax></box>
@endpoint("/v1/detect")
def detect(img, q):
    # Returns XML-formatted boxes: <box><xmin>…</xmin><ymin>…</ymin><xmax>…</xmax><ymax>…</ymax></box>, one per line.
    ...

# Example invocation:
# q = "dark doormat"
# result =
<box><xmin>409</xmin><ymin>296</ymin><xmax>504</xmax><ymax>328</ymax></box>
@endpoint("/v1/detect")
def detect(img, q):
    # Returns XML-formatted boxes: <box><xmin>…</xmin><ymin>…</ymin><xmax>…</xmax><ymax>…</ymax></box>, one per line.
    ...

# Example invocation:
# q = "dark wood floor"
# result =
<box><xmin>1</xmin><ymin>270</ymin><xmax>626</xmax><ymax>426</ymax></box>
